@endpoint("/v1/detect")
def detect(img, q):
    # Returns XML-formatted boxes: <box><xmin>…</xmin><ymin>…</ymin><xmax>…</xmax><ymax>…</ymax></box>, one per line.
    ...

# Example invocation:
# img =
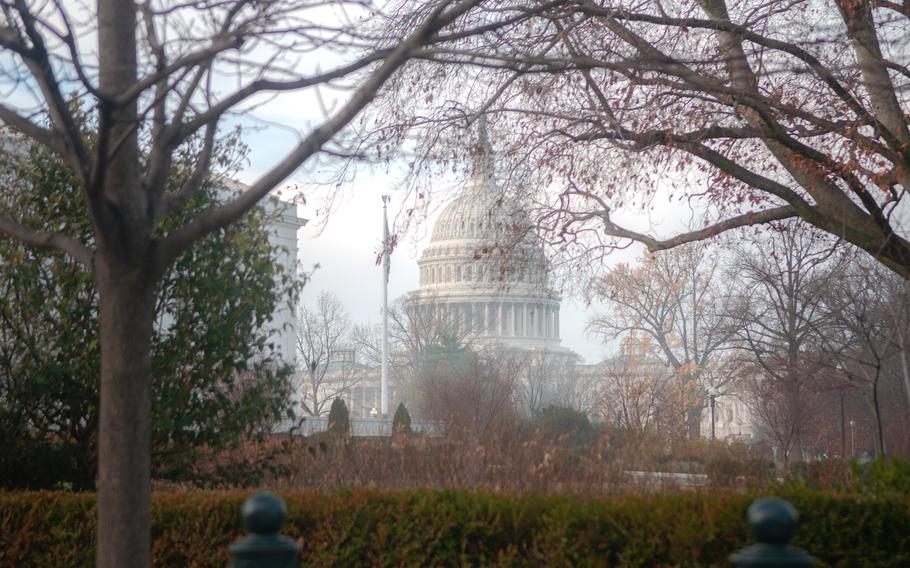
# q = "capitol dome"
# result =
<box><xmin>408</xmin><ymin>127</ymin><xmax>563</xmax><ymax>351</ymax></box>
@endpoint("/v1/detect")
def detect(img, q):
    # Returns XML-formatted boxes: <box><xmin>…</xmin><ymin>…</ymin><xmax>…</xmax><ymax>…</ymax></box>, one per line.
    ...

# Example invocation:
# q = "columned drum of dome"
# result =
<box><xmin>407</xmin><ymin>129</ymin><xmax>566</xmax><ymax>353</ymax></box>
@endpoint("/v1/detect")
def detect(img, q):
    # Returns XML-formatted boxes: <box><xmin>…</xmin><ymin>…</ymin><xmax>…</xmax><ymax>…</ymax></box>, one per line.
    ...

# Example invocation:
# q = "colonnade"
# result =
<box><xmin>421</xmin><ymin>300</ymin><xmax>560</xmax><ymax>340</ymax></box>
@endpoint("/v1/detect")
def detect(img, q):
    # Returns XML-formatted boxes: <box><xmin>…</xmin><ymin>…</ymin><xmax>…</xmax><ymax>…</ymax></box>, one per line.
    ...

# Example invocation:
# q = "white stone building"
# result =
<box><xmin>324</xmin><ymin>130</ymin><xmax>576</xmax><ymax>421</ymax></box>
<box><xmin>219</xmin><ymin>180</ymin><xmax>306</xmax><ymax>366</ymax></box>
<box><xmin>260</xmin><ymin>195</ymin><xmax>307</xmax><ymax>364</ymax></box>
<box><xmin>701</xmin><ymin>389</ymin><xmax>755</xmax><ymax>441</ymax></box>
<box><xmin>407</xmin><ymin>132</ymin><xmax>570</xmax><ymax>355</ymax></box>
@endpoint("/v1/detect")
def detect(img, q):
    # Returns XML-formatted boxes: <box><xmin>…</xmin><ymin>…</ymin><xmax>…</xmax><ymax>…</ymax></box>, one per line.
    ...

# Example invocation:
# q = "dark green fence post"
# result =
<box><xmin>730</xmin><ymin>497</ymin><xmax>816</xmax><ymax>567</ymax></box>
<box><xmin>228</xmin><ymin>492</ymin><xmax>300</xmax><ymax>568</ymax></box>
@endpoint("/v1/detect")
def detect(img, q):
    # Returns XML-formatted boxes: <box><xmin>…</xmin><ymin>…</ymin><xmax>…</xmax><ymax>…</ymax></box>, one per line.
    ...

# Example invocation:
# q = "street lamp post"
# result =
<box><xmin>849</xmin><ymin>420</ymin><xmax>856</xmax><ymax>458</ymax></box>
<box><xmin>708</xmin><ymin>387</ymin><xmax>719</xmax><ymax>440</ymax></box>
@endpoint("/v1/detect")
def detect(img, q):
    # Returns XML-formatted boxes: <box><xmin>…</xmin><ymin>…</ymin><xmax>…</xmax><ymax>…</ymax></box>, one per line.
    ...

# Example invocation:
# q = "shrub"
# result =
<box><xmin>1</xmin><ymin>489</ymin><xmax>908</xmax><ymax>567</ymax></box>
<box><xmin>530</xmin><ymin>405</ymin><xmax>598</xmax><ymax>446</ymax></box>
<box><xmin>327</xmin><ymin>398</ymin><xmax>350</xmax><ymax>436</ymax></box>
<box><xmin>392</xmin><ymin>403</ymin><xmax>412</xmax><ymax>435</ymax></box>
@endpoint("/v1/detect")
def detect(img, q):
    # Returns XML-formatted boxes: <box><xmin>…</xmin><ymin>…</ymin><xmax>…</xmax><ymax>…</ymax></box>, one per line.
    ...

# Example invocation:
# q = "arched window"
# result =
<box><xmin>465</xmin><ymin>266</ymin><xmax>472</xmax><ymax>281</ymax></box>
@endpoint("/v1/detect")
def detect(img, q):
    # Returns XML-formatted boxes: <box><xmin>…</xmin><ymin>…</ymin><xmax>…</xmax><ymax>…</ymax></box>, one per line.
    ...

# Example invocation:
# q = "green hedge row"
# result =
<box><xmin>1</xmin><ymin>489</ymin><xmax>908</xmax><ymax>567</ymax></box>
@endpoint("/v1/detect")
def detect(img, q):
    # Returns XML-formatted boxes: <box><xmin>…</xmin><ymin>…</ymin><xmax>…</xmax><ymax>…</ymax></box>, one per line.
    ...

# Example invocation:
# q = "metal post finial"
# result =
<box><xmin>228</xmin><ymin>492</ymin><xmax>300</xmax><ymax>568</ymax></box>
<box><xmin>730</xmin><ymin>497</ymin><xmax>816</xmax><ymax>567</ymax></box>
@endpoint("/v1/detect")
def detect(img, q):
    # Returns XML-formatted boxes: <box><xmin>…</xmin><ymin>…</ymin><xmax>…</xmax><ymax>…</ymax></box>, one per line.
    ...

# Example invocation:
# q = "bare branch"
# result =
<box><xmin>0</xmin><ymin>213</ymin><xmax>92</xmax><ymax>266</ymax></box>
<box><xmin>159</xmin><ymin>0</ymin><xmax>485</xmax><ymax>266</ymax></box>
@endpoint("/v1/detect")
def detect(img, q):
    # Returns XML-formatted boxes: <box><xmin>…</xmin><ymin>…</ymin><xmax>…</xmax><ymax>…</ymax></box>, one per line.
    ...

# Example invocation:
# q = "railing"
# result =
<box><xmin>291</xmin><ymin>416</ymin><xmax>442</xmax><ymax>437</ymax></box>
<box><xmin>227</xmin><ymin>493</ymin><xmax>818</xmax><ymax>567</ymax></box>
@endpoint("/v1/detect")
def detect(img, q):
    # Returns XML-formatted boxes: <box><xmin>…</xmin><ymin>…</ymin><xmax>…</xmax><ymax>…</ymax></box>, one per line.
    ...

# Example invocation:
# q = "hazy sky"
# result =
<box><xmin>224</xmin><ymin>86</ymin><xmax>700</xmax><ymax>363</ymax></box>
<box><xmin>225</xmin><ymin>85</ymin><xmax>663</xmax><ymax>364</ymax></box>
<box><xmin>236</xmin><ymin>154</ymin><xmax>620</xmax><ymax>364</ymax></box>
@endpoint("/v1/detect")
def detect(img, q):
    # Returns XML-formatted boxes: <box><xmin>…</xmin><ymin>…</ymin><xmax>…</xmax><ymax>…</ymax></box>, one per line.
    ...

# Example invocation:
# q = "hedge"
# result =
<box><xmin>1</xmin><ymin>489</ymin><xmax>908</xmax><ymax>567</ymax></box>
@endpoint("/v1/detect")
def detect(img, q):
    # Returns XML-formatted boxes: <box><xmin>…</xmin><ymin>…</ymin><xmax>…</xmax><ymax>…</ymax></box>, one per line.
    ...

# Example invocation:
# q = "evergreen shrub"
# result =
<box><xmin>327</xmin><ymin>397</ymin><xmax>350</xmax><ymax>436</ymax></box>
<box><xmin>0</xmin><ymin>489</ymin><xmax>907</xmax><ymax>567</ymax></box>
<box><xmin>392</xmin><ymin>403</ymin><xmax>412</xmax><ymax>435</ymax></box>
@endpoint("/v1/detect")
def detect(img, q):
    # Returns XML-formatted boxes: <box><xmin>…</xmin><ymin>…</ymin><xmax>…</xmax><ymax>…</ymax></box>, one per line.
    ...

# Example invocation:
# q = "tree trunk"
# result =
<box><xmin>96</xmin><ymin>270</ymin><xmax>157</xmax><ymax>568</ymax></box>
<box><xmin>869</xmin><ymin>379</ymin><xmax>886</xmax><ymax>458</ymax></box>
<box><xmin>899</xmin><ymin>349</ymin><xmax>910</xmax><ymax>419</ymax></box>
<box><xmin>787</xmin><ymin>381</ymin><xmax>803</xmax><ymax>462</ymax></box>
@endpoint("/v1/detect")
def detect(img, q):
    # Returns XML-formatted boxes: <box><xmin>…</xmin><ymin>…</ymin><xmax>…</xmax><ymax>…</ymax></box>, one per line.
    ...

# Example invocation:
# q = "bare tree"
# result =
<box><xmin>297</xmin><ymin>291</ymin><xmax>361</xmax><ymax>417</ymax></box>
<box><xmin>880</xmin><ymin>276</ymin><xmax>910</xmax><ymax>422</ymax></box>
<box><xmin>0</xmin><ymin>0</ymin><xmax>528</xmax><ymax>563</ymax></box>
<box><xmin>418</xmin><ymin>349</ymin><xmax>519</xmax><ymax>442</ymax></box>
<box><xmin>588</xmin><ymin>244</ymin><xmax>738</xmax><ymax>437</ymax></box>
<box><xmin>509</xmin><ymin>348</ymin><xmax>588</xmax><ymax>415</ymax></box>
<box><xmin>382</xmin><ymin>0</ymin><xmax>910</xmax><ymax>280</ymax></box>
<box><xmin>348</xmin><ymin>295</ymin><xmax>481</xmax><ymax>416</ymax></box>
<box><xmin>731</xmin><ymin>224</ymin><xmax>849</xmax><ymax>461</ymax></box>
<box><xmin>824</xmin><ymin>253</ymin><xmax>909</xmax><ymax>457</ymax></box>
<box><xmin>595</xmin><ymin>336</ymin><xmax>676</xmax><ymax>443</ymax></box>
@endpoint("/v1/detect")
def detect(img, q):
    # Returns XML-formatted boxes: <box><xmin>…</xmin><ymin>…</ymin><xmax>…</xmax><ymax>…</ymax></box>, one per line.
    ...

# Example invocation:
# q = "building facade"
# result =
<box><xmin>407</xmin><ymin>133</ymin><xmax>568</xmax><ymax>354</ymax></box>
<box><xmin>260</xmin><ymin>195</ymin><xmax>307</xmax><ymax>364</ymax></box>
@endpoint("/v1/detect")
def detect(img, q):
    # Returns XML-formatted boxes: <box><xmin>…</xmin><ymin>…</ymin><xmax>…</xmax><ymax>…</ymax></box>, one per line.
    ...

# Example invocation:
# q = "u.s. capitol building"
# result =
<box><xmin>407</xmin><ymin>141</ymin><xmax>568</xmax><ymax>353</ymax></box>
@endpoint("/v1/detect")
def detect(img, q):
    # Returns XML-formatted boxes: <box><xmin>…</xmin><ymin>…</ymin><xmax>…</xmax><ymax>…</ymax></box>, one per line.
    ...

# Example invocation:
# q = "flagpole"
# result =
<box><xmin>380</xmin><ymin>195</ymin><xmax>390</xmax><ymax>417</ymax></box>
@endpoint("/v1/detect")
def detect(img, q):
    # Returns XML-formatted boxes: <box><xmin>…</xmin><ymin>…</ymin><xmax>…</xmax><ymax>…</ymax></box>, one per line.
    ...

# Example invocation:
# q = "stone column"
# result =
<box><xmin>541</xmin><ymin>305</ymin><xmax>546</xmax><ymax>338</ymax></box>
<box><xmin>515</xmin><ymin>302</ymin><xmax>525</xmax><ymax>337</ymax></box>
<box><xmin>481</xmin><ymin>303</ymin><xmax>487</xmax><ymax>336</ymax></box>
<box><xmin>549</xmin><ymin>306</ymin><xmax>555</xmax><ymax>338</ymax></box>
<box><xmin>525</xmin><ymin>303</ymin><xmax>534</xmax><ymax>337</ymax></box>
<box><xmin>536</xmin><ymin>304</ymin><xmax>542</xmax><ymax>337</ymax></box>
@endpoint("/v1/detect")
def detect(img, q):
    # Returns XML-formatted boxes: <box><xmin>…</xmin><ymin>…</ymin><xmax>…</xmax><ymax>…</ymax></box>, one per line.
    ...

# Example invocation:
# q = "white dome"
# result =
<box><xmin>409</xmin><ymin>143</ymin><xmax>563</xmax><ymax>351</ymax></box>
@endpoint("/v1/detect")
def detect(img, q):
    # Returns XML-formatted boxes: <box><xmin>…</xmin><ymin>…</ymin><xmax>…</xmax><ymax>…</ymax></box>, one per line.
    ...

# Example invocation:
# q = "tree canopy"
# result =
<box><xmin>0</xmin><ymin>130</ymin><xmax>297</xmax><ymax>489</ymax></box>
<box><xmin>379</xmin><ymin>0</ymin><xmax>910</xmax><ymax>279</ymax></box>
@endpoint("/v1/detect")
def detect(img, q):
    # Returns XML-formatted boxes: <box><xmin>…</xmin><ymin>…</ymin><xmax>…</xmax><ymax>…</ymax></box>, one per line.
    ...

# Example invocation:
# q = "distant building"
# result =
<box><xmin>581</xmin><ymin>338</ymin><xmax>755</xmax><ymax>441</ymax></box>
<box><xmin>221</xmin><ymin>180</ymin><xmax>307</xmax><ymax>366</ymax></box>
<box><xmin>701</xmin><ymin>388</ymin><xmax>755</xmax><ymax>442</ymax></box>
<box><xmin>407</xmin><ymin>134</ymin><xmax>569</xmax><ymax>355</ymax></box>
<box><xmin>403</xmin><ymin>124</ymin><xmax>577</xmax><ymax>415</ymax></box>
<box><xmin>320</xmin><ymin>126</ymin><xmax>578</xmax><ymax>420</ymax></box>
<box><xmin>259</xmin><ymin>195</ymin><xmax>307</xmax><ymax>365</ymax></box>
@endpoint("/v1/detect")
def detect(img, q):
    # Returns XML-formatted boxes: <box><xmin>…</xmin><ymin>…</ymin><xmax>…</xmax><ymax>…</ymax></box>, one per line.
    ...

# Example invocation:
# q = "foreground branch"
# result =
<box><xmin>0</xmin><ymin>213</ymin><xmax>92</xmax><ymax>266</ymax></box>
<box><xmin>600</xmin><ymin>206</ymin><xmax>798</xmax><ymax>252</ymax></box>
